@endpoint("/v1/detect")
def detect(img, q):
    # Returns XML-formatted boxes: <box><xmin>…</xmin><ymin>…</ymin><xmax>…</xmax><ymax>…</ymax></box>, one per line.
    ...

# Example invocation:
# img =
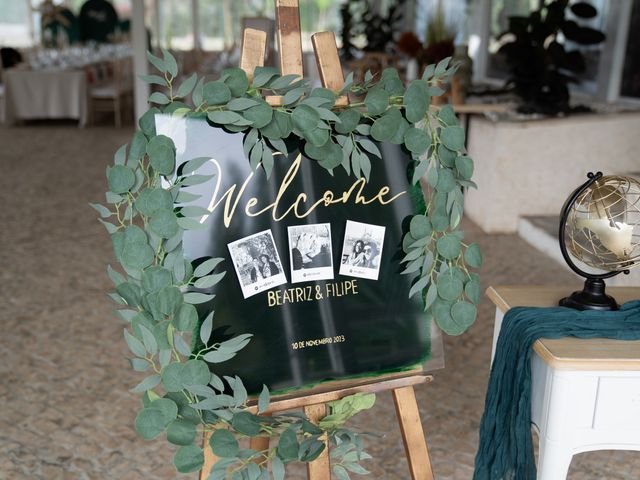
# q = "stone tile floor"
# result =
<box><xmin>1</xmin><ymin>124</ymin><xmax>639</xmax><ymax>479</ymax></box>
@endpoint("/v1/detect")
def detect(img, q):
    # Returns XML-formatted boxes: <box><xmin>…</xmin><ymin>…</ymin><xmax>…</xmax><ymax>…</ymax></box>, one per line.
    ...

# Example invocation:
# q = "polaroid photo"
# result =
<box><xmin>287</xmin><ymin>223</ymin><xmax>335</xmax><ymax>284</ymax></box>
<box><xmin>227</xmin><ymin>229</ymin><xmax>288</xmax><ymax>298</ymax></box>
<box><xmin>339</xmin><ymin>220</ymin><xmax>386</xmax><ymax>281</ymax></box>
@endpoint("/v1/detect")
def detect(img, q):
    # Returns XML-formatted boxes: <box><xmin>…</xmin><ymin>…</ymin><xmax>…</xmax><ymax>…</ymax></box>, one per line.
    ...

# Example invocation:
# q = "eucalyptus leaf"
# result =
<box><xmin>139</xmin><ymin>73</ymin><xmax>167</xmax><ymax>86</ymax></box>
<box><xmin>252</xmin><ymin>67</ymin><xmax>279</xmax><ymax>88</ymax></box>
<box><xmin>464</xmin><ymin>243</ymin><xmax>483</xmax><ymax>268</ymax></box>
<box><xmin>437</xmin><ymin>104</ymin><xmax>458</xmax><ymax>126</ymax></box>
<box><xmin>437</xmin><ymin>143</ymin><xmax>457</xmax><ymax>167</ymax></box>
<box><xmin>410</xmin><ymin>215</ymin><xmax>431</xmax><ymax>238</ymax></box>
<box><xmin>436</xmin><ymin>235</ymin><xmax>461</xmax><ymax>260</ymax></box>
<box><xmin>200</xmin><ymin>310</ymin><xmax>214</xmax><ymax>344</ymax></box>
<box><xmin>258</xmin><ymin>385</ymin><xmax>270</xmax><ymax>413</ymax></box>
<box><xmin>231</xmin><ymin>411</ymin><xmax>261</xmax><ymax>436</ymax></box>
<box><xmin>167</xmin><ymin>419</ymin><xmax>197</xmax><ymax>446</ymax></box>
<box><xmin>335</xmin><ymin>109</ymin><xmax>360</xmax><ymax>134</ymax></box>
<box><xmin>208</xmin><ymin>110</ymin><xmax>245</xmax><ymax>125</ymax></box>
<box><xmin>142</xmin><ymin>266</ymin><xmax>172</xmax><ymax>292</ymax></box>
<box><xmin>203</xmin><ymin>81</ymin><xmax>231</xmax><ymax>105</ymax></box>
<box><xmin>435</xmin><ymin>168</ymin><xmax>456</xmax><ymax>193</ymax></box>
<box><xmin>388</xmin><ymin>116</ymin><xmax>410</xmax><ymax>145</ymax></box>
<box><xmin>404</xmin><ymin>80</ymin><xmax>430</xmax><ymax>123</ymax></box>
<box><xmin>174</xmin><ymin>303</ymin><xmax>198</xmax><ymax>332</ymax></box>
<box><xmin>404</xmin><ymin>127</ymin><xmax>430</xmax><ymax>155</ymax></box>
<box><xmin>243</xmin><ymin>100</ymin><xmax>272</xmax><ymax>129</ymax></box>
<box><xmin>412</xmin><ymin>160</ymin><xmax>429</xmax><ymax>184</ymax></box>
<box><xmin>210</xmin><ymin>429</ymin><xmax>239</xmax><ymax>457</ymax></box>
<box><xmin>161</xmin><ymin>48</ymin><xmax>178</xmax><ymax>77</ymax></box>
<box><xmin>149</xmin><ymin>209</ymin><xmax>179</xmax><ymax>238</ymax></box>
<box><xmin>173</xmin><ymin>445</ymin><xmax>204</xmax><ymax>473</ymax></box>
<box><xmin>227</xmin><ymin>98</ymin><xmax>260</xmax><ymax>111</ymax></box>
<box><xmin>455</xmin><ymin>155</ymin><xmax>474</xmax><ymax>180</ymax></box>
<box><xmin>130</xmin><ymin>374</ymin><xmax>161</xmax><ymax>393</ymax></box>
<box><xmin>149</xmin><ymin>92</ymin><xmax>170</xmax><ymax>105</ymax></box>
<box><xmin>357</xmin><ymin>139</ymin><xmax>381</xmax><ymax>158</ymax></box>
<box><xmin>161</xmin><ymin>362</ymin><xmax>184</xmax><ymax>392</ymax></box>
<box><xmin>179</xmin><ymin>157</ymin><xmax>211</xmax><ymax>175</ymax></box>
<box><xmin>270</xmin><ymin>73</ymin><xmax>300</xmax><ymax>90</ymax></box>
<box><xmin>409</xmin><ymin>275</ymin><xmax>430</xmax><ymax>299</ymax></box>
<box><xmin>181</xmin><ymin>359</ymin><xmax>211</xmax><ymax>386</ymax></box>
<box><xmin>441</xmin><ymin>126</ymin><xmax>465</xmax><ymax>151</ymax></box>
<box><xmin>176</xmin><ymin>73</ymin><xmax>198</xmax><ymax>98</ymax></box>
<box><xmin>364</xmin><ymin>87</ymin><xmax>389</xmax><ymax>115</ymax></box>
<box><xmin>124</xmin><ymin>329</ymin><xmax>146</xmax><ymax>357</ymax></box>
<box><xmin>107</xmin><ymin>165</ymin><xmax>135</xmax><ymax>194</ymax></box>
<box><xmin>135</xmin><ymin>406</ymin><xmax>166</xmax><ymax>440</ymax></box>
<box><xmin>277</xmin><ymin>428</ymin><xmax>299</xmax><ymax>462</ymax></box>
<box><xmin>465</xmin><ymin>276</ymin><xmax>481</xmax><ymax>304</ymax></box>
<box><xmin>146</xmin><ymin>135</ymin><xmax>176</xmax><ymax>175</ymax></box>
<box><xmin>222</xmin><ymin>67</ymin><xmax>249</xmax><ymax>96</ymax></box>
<box><xmin>218</xmin><ymin>333</ymin><xmax>252</xmax><ymax>353</ymax></box>
<box><xmin>437</xmin><ymin>274</ymin><xmax>464</xmax><ymax>301</ymax></box>
<box><xmin>139</xmin><ymin>107</ymin><xmax>160</xmax><ymax>136</ymax></box>
<box><xmin>425</xmin><ymin>282</ymin><xmax>438</xmax><ymax>309</ymax></box>
<box><xmin>203</xmin><ymin>349</ymin><xmax>237</xmax><ymax>363</ymax></box>
<box><xmin>379</xmin><ymin>68</ymin><xmax>405</xmax><ymax>95</ymax></box>
<box><xmin>184</xmin><ymin>292</ymin><xmax>215</xmax><ymax>304</ymax></box>
<box><xmin>283</xmin><ymin>87</ymin><xmax>306</xmax><ymax>105</ymax></box>
<box><xmin>370</xmin><ymin>108</ymin><xmax>401</xmax><ymax>142</ymax></box>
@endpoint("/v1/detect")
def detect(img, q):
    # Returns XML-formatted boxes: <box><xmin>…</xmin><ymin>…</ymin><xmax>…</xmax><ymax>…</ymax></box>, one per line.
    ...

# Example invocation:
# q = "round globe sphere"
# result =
<box><xmin>563</xmin><ymin>175</ymin><xmax>640</xmax><ymax>273</ymax></box>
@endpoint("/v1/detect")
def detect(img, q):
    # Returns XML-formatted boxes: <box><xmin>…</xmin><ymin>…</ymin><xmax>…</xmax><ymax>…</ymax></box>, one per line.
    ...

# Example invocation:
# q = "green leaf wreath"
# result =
<box><xmin>95</xmin><ymin>48</ymin><xmax>482</xmax><ymax>479</ymax></box>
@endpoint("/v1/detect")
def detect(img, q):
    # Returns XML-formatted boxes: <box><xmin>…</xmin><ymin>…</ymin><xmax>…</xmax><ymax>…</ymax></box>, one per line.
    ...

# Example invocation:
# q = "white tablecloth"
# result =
<box><xmin>3</xmin><ymin>69</ymin><xmax>88</xmax><ymax>126</ymax></box>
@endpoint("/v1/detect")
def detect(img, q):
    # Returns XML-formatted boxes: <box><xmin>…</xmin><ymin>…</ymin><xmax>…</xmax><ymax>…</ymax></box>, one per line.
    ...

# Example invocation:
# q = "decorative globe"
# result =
<box><xmin>564</xmin><ymin>175</ymin><xmax>640</xmax><ymax>271</ymax></box>
<box><xmin>558</xmin><ymin>172</ymin><xmax>640</xmax><ymax>310</ymax></box>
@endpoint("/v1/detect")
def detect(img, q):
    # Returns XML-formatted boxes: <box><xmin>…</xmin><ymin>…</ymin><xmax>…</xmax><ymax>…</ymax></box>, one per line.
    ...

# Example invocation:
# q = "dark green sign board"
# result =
<box><xmin>157</xmin><ymin>116</ymin><xmax>442</xmax><ymax>394</ymax></box>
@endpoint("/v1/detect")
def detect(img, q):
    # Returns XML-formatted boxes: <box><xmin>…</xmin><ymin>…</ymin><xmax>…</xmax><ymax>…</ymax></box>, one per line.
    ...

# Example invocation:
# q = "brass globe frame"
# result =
<box><xmin>558</xmin><ymin>172</ymin><xmax>640</xmax><ymax>310</ymax></box>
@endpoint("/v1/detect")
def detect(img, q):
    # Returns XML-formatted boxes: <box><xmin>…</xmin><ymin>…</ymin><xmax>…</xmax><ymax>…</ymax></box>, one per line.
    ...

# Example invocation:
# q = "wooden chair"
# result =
<box><xmin>90</xmin><ymin>56</ymin><xmax>133</xmax><ymax>127</ymax></box>
<box><xmin>347</xmin><ymin>52</ymin><xmax>399</xmax><ymax>84</ymax></box>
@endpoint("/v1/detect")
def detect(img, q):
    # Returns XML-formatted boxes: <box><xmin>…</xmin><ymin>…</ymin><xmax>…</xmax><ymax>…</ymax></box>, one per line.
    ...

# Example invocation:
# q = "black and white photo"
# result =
<box><xmin>287</xmin><ymin>223</ymin><xmax>334</xmax><ymax>283</ymax></box>
<box><xmin>227</xmin><ymin>229</ymin><xmax>287</xmax><ymax>298</ymax></box>
<box><xmin>339</xmin><ymin>220</ymin><xmax>385</xmax><ymax>280</ymax></box>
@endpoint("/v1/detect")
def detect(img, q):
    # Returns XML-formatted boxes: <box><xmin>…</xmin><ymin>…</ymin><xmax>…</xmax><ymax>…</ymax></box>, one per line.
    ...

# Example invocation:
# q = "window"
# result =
<box><xmin>149</xmin><ymin>0</ymin><xmax>343</xmax><ymax>52</ymax></box>
<box><xmin>485</xmin><ymin>0</ymin><xmax>608</xmax><ymax>91</ymax></box>
<box><xmin>156</xmin><ymin>0</ymin><xmax>195</xmax><ymax>50</ymax></box>
<box><xmin>620</xmin><ymin>0</ymin><xmax>640</xmax><ymax>99</ymax></box>
<box><xmin>0</xmin><ymin>0</ymin><xmax>32</xmax><ymax>47</ymax></box>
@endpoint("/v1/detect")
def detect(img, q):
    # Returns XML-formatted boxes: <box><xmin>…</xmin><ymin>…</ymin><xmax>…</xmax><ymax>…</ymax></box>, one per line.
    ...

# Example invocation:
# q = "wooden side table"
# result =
<box><xmin>487</xmin><ymin>286</ymin><xmax>640</xmax><ymax>480</ymax></box>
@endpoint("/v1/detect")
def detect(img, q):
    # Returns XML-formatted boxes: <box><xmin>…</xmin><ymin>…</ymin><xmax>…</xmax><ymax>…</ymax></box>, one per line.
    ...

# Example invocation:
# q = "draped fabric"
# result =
<box><xmin>473</xmin><ymin>301</ymin><xmax>640</xmax><ymax>480</ymax></box>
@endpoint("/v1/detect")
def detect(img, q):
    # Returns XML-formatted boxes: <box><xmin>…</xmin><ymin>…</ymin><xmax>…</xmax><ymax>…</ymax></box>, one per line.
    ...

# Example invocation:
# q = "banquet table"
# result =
<box><xmin>3</xmin><ymin>68</ymin><xmax>89</xmax><ymax>126</ymax></box>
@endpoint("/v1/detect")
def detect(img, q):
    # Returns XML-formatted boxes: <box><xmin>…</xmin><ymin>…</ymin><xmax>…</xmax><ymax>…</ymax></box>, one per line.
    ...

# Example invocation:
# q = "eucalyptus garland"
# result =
<box><xmin>95</xmin><ymin>49</ymin><xmax>481</xmax><ymax>479</ymax></box>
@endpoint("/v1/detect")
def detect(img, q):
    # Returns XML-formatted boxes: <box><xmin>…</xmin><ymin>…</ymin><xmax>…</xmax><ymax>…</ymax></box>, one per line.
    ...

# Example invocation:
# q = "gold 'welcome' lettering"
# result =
<box><xmin>199</xmin><ymin>154</ymin><xmax>405</xmax><ymax>228</ymax></box>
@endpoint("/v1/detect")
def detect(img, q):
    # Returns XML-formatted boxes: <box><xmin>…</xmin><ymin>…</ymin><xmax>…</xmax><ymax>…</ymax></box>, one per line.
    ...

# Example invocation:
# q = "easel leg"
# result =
<box><xmin>250</xmin><ymin>413</ymin><xmax>271</xmax><ymax>465</ymax></box>
<box><xmin>393</xmin><ymin>386</ymin><xmax>434</xmax><ymax>480</ymax></box>
<box><xmin>304</xmin><ymin>404</ymin><xmax>331</xmax><ymax>480</ymax></box>
<box><xmin>200</xmin><ymin>430</ymin><xmax>218</xmax><ymax>480</ymax></box>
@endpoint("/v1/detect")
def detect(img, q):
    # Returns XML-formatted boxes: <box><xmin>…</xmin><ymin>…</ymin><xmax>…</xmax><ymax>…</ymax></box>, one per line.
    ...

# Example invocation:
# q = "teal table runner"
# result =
<box><xmin>473</xmin><ymin>301</ymin><xmax>640</xmax><ymax>480</ymax></box>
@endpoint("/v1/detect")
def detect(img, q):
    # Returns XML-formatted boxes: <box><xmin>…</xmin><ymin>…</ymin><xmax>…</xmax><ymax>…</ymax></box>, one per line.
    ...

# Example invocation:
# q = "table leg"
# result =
<box><xmin>537</xmin><ymin>437</ymin><xmax>573</xmax><ymax>480</ymax></box>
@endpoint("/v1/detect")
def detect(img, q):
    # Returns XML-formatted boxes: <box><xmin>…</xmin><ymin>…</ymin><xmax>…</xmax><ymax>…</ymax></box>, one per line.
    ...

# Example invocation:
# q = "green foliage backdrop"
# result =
<box><xmin>95</xmin><ymin>49</ymin><xmax>482</xmax><ymax>478</ymax></box>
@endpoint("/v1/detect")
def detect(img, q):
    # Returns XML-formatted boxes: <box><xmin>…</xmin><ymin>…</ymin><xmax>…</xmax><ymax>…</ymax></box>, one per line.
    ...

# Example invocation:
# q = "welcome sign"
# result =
<box><xmin>157</xmin><ymin>115</ymin><xmax>443</xmax><ymax>393</ymax></box>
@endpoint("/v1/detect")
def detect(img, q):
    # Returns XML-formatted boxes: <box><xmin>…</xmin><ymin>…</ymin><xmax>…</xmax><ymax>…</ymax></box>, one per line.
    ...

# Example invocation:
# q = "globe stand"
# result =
<box><xmin>558</xmin><ymin>171</ymin><xmax>630</xmax><ymax>311</ymax></box>
<box><xmin>559</xmin><ymin>277</ymin><xmax>619</xmax><ymax>311</ymax></box>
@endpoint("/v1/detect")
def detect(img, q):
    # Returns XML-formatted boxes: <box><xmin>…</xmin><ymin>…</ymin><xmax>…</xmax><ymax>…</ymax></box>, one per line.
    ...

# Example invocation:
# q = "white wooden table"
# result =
<box><xmin>487</xmin><ymin>285</ymin><xmax>640</xmax><ymax>480</ymax></box>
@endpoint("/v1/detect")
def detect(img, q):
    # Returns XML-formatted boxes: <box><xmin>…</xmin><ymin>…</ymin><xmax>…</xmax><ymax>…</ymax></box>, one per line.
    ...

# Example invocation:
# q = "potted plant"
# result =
<box><xmin>497</xmin><ymin>0</ymin><xmax>605</xmax><ymax>115</ymax></box>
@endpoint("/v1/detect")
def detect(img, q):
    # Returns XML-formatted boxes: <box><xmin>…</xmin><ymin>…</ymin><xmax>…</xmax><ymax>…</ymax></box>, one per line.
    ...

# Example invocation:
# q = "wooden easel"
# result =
<box><xmin>200</xmin><ymin>2</ymin><xmax>435</xmax><ymax>478</ymax></box>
